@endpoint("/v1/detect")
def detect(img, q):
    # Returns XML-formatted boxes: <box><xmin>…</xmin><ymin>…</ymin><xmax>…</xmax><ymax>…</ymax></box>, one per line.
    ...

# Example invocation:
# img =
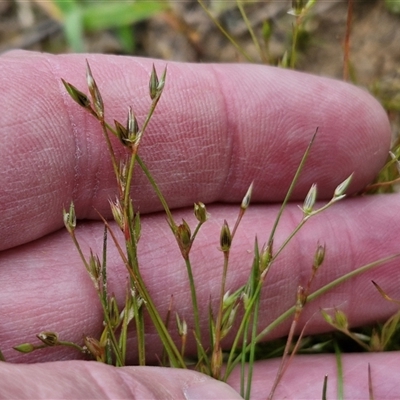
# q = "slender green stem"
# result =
<box><xmin>266</xmin><ymin>130</ymin><xmax>317</xmax><ymax>249</ymax></box>
<box><xmin>119</xmin><ymin>289</ymin><xmax>130</xmax><ymax>364</ymax></box>
<box><xmin>217</xmin><ymin>252</ymin><xmax>230</xmax><ymax>338</ymax></box>
<box><xmin>70</xmin><ymin>230</ymin><xmax>123</xmax><ymax>365</ymax></box>
<box><xmin>245</xmin><ymin>290</ymin><xmax>260</xmax><ymax>400</ymax></box>
<box><xmin>224</xmin><ymin>277</ymin><xmax>263</xmax><ymax>381</ymax></box>
<box><xmin>58</xmin><ymin>340</ymin><xmax>86</xmax><ymax>353</ymax></box>
<box><xmin>334</xmin><ymin>339</ymin><xmax>344</xmax><ymax>400</ymax></box>
<box><xmin>236</xmin><ymin>0</ymin><xmax>266</xmax><ymax>63</ymax></box>
<box><xmin>322</xmin><ymin>375</ymin><xmax>328</xmax><ymax>400</ymax></box>
<box><xmin>197</xmin><ymin>0</ymin><xmax>253</xmax><ymax>62</ymax></box>
<box><xmin>136</xmin><ymin>155</ymin><xmax>175</xmax><ymax>227</ymax></box>
<box><xmin>184</xmin><ymin>256</ymin><xmax>204</xmax><ymax>360</ymax></box>
<box><xmin>290</xmin><ymin>20</ymin><xmax>299</xmax><ymax>69</ymax></box>
<box><xmin>100</xmin><ymin>120</ymin><xmax>120</xmax><ymax>185</ymax></box>
<box><xmin>224</xmin><ymin>252</ymin><xmax>400</xmax><ymax>379</ymax></box>
<box><xmin>100</xmin><ymin>217</ymin><xmax>186</xmax><ymax>368</ymax></box>
<box><xmin>271</xmin><ymin>198</ymin><xmax>338</xmax><ymax>263</ymax></box>
<box><xmin>133</xmin><ymin>289</ymin><xmax>146</xmax><ymax>365</ymax></box>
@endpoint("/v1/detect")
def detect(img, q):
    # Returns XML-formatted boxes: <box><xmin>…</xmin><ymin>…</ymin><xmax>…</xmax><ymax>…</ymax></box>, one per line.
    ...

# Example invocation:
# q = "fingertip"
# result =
<box><xmin>211</xmin><ymin>64</ymin><xmax>391</xmax><ymax>200</ymax></box>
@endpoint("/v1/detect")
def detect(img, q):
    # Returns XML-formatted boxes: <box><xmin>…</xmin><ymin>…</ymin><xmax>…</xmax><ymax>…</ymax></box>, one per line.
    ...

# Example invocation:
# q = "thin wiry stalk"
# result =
<box><xmin>236</xmin><ymin>0</ymin><xmax>266</xmax><ymax>63</ymax></box>
<box><xmin>266</xmin><ymin>130</ymin><xmax>317</xmax><ymax>253</ymax></box>
<box><xmin>224</xmin><ymin>252</ymin><xmax>400</xmax><ymax>379</ymax></box>
<box><xmin>242</xmin><ymin>239</ymin><xmax>261</xmax><ymax>400</ymax></box>
<box><xmin>136</xmin><ymin>155</ymin><xmax>175</xmax><ymax>228</ymax></box>
<box><xmin>98</xmin><ymin>216</ymin><xmax>186</xmax><ymax>368</ymax></box>
<box><xmin>322</xmin><ymin>375</ymin><xmax>328</xmax><ymax>400</ymax></box>
<box><xmin>197</xmin><ymin>0</ymin><xmax>253</xmax><ymax>62</ymax></box>
<box><xmin>184</xmin><ymin>256</ymin><xmax>204</xmax><ymax>361</ymax></box>
<box><xmin>368</xmin><ymin>363</ymin><xmax>374</xmax><ymax>400</ymax></box>
<box><xmin>334</xmin><ymin>339</ymin><xmax>344</xmax><ymax>400</ymax></box>
<box><xmin>68</xmin><ymin>229</ymin><xmax>123</xmax><ymax>365</ymax></box>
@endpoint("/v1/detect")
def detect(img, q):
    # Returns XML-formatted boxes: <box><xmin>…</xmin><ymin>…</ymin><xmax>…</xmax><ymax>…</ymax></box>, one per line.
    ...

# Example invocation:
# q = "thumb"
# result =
<box><xmin>0</xmin><ymin>361</ymin><xmax>241</xmax><ymax>399</ymax></box>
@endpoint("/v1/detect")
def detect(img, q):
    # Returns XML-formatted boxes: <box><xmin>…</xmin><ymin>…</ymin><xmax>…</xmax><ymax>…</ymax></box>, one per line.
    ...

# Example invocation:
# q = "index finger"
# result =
<box><xmin>0</xmin><ymin>51</ymin><xmax>390</xmax><ymax>250</ymax></box>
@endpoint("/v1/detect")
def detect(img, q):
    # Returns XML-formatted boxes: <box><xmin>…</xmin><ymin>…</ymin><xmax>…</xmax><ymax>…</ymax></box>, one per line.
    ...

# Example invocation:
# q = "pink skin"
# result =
<box><xmin>0</xmin><ymin>51</ymin><xmax>399</xmax><ymax>398</ymax></box>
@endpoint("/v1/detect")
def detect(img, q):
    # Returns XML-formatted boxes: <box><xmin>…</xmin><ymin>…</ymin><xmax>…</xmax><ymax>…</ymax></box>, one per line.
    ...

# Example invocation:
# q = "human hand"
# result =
<box><xmin>1</xmin><ymin>51</ymin><xmax>399</xmax><ymax>399</ymax></box>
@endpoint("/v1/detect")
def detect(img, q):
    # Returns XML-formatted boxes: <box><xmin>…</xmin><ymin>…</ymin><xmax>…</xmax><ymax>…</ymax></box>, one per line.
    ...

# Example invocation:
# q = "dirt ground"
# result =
<box><xmin>0</xmin><ymin>0</ymin><xmax>399</xmax><ymax>129</ymax></box>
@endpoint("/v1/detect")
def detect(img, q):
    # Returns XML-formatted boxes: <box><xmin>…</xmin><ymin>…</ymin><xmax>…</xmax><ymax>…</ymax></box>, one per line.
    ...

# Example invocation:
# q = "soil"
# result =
<box><xmin>0</xmin><ymin>0</ymin><xmax>399</xmax><ymax>129</ymax></box>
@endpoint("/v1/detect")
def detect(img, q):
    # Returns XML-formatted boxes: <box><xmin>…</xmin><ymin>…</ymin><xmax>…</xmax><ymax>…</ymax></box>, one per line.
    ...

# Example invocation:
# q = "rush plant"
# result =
<box><xmin>12</xmin><ymin>61</ymin><xmax>400</xmax><ymax>399</ymax></box>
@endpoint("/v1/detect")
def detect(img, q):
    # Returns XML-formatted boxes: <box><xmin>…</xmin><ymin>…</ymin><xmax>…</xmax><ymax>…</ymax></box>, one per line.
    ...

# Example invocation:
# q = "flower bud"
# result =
<box><xmin>115</xmin><ymin>119</ymin><xmax>129</xmax><ymax>147</ymax></box>
<box><xmin>149</xmin><ymin>64</ymin><xmax>159</xmax><ymax>100</ymax></box>
<box><xmin>321</xmin><ymin>309</ymin><xmax>333</xmax><ymax>325</ymax></box>
<box><xmin>88</xmin><ymin>250</ymin><xmax>101</xmax><ymax>288</ymax></box>
<box><xmin>176</xmin><ymin>220</ymin><xmax>192</xmax><ymax>257</ymax></box>
<box><xmin>334</xmin><ymin>173</ymin><xmax>353</xmax><ymax>198</ymax></box>
<box><xmin>313</xmin><ymin>243</ymin><xmax>326</xmax><ymax>269</ymax></box>
<box><xmin>241</xmin><ymin>181</ymin><xmax>254</xmax><ymax>210</ymax></box>
<box><xmin>37</xmin><ymin>331</ymin><xmax>59</xmax><ymax>346</ymax></box>
<box><xmin>109</xmin><ymin>295</ymin><xmax>120</xmax><ymax>329</ymax></box>
<box><xmin>127</xmin><ymin>107</ymin><xmax>139</xmax><ymax>145</ymax></box>
<box><xmin>149</xmin><ymin>64</ymin><xmax>167</xmax><ymax>100</ymax></box>
<box><xmin>220</xmin><ymin>220</ymin><xmax>232</xmax><ymax>252</ymax></box>
<box><xmin>86</xmin><ymin>61</ymin><xmax>104</xmax><ymax>119</ymax></box>
<box><xmin>334</xmin><ymin>309</ymin><xmax>348</xmax><ymax>330</ymax></box>
<box><xmin>63</xmin><ymin>202</ymin><xmax>76</xmax><ymax>234</ymax></box>
<box><xmin>13</xmin><ymin>343</ymin><xmax>35</xmax><ymax>353</ymax></box>
<box><xmin>84</xmin><ymin>336</ymin><xmax>105</xmax><ymax>361</ymax></box>
<box><xmin>260</xmin><ymin>242</ymin><xmax>273</xmax><ymax>272</ymax></box>
<box><xmin>109</xmin><ymin>198</ymin><xmax>124</xmax><ymax>231</ymax></box>
<box><xmin>302</xmin><ymin>183</ymin><xmax>317</xmax><ymax>215</ymax></box>
<box><xmin>61</xmin><ymin>79</ymin><xmax>92</xmax><ymax>110</ymax></box>
<box><xmin>175</xmin><ymin>313</ymin><xmax>187</xmax><ymax>337</ymax></box>
<box><xmin>194</xmin><ymin>202</ymin><xmax>208</xmax><ymax>223</ymax></box>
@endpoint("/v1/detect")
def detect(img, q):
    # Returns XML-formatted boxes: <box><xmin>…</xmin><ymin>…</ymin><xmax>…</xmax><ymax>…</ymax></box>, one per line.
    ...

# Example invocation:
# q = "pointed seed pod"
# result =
<box><xmin>62</xmin><ymin>79</ymin><xmax>91</xmax><ymax>109</ymax></box>
<box><xmin>220</xmin><ymin>220</ymin><xmax>232</xmax><ymax>252</ymax></box>
<box><xmin>149</xmin><ymin>64</ymin><xmax>159</xmax><ymax>100</ymax></box>
<box><xmin>313</xmin><ymin>243</ymin><xmax>326</xmax><ymax>270</ymax></box>
<box><xmin>63</xmin><ymin>202</ymin><xmax>76</xmax><ymax>234</ymax></box>
<box><xmin>320</xmin><ymin>309</ymin><xmax>333</xmax><ymax>325</ymax></box>
<box><xmin>109</xmin><ymin>198</ymin><xmax>124</xmax><ymax>231</ymax></box>
<box><xmin>260</xmin><ymin>242</ymin><xmax>273</xmax><ymax>272</ymax></box>
<box><xmin>115</xmin><ymin>119</ymin><xmax>129</xmax><ymax>146</ymax></box>
<box><xmin>156</xmin><ymin>66</ymin><xmax>167</xmax><ymax>95</ymax></box>
<box><xmin>109</xmin><ymin>295</ymin><xmax>120</xmax><ymax>329</ymax></box>
<box><xmin>37</xmin><ymin>331</ymin><xmax>59</xmax><ymax>346</ymax></box>
<box><xmin>334</xmin><ymin>309</ymin><xmax>348</xmax><ymax>330</ymax></box>
<box><xmin>86</xmin><ymin>60</ymin><xmax>104</xmax><ymax>119</ymax></box>
<box><xmin>176</xmin><ymin>220</ymin><xmax>192</xmax><ymax>252</ymax></box>
<box><xmin>13</xmin><ymin>343</ymin><xmax>35</xmax><ymax>353</ymax></box>
<box><xmin>303</xmin><ymin>183</ymin><xmax>317</xmax><ymax>215</ymax></box>
<box><xmin>127</xmin><ymin>106</ymin><xmax>139</xmax><ymax>145</ymax></box>
<box><xmin>88</xmin><ymin>251</ymin><xmax>101</xmax><ymax>288</ymax></box>
<box><xmin>194</xmin><ymin>202</ymin><xmax>208</xmax><ymax>223</ymax></box>
<box><xmin>334</xmin><ymin>173</ymin><xmax>353</xmax><ymax>198</ymax></box>
<box><xmin>241</xmin><ymin>181</ymin><xmax>254</xmax><ymax>210</ymax></box>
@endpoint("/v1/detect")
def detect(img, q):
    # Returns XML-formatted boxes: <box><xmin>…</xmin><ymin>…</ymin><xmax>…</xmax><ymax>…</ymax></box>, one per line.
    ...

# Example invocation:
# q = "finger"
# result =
<box><xmin>0</xmin><ymin>353</ymin><xmax>397</xmax><ymax>400</ymax></box>
<box><xmin>0</xmin><ymin>51</ymin><xmax>390</xmax><ymax>249</ymax></box>
<box><xmin>1</xmin><ymin>194</ymin><xmax>399</xmax><ymax>363</ymax></box>
<box><xmin>227</xmin><ymin>353</ymin><xmax>400</xmax><ymax>399</ymax></box>
<box><xmin>0</xmin><ymin>361</ymin><xmax>241</xmax><ymax>399</ymax></box>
